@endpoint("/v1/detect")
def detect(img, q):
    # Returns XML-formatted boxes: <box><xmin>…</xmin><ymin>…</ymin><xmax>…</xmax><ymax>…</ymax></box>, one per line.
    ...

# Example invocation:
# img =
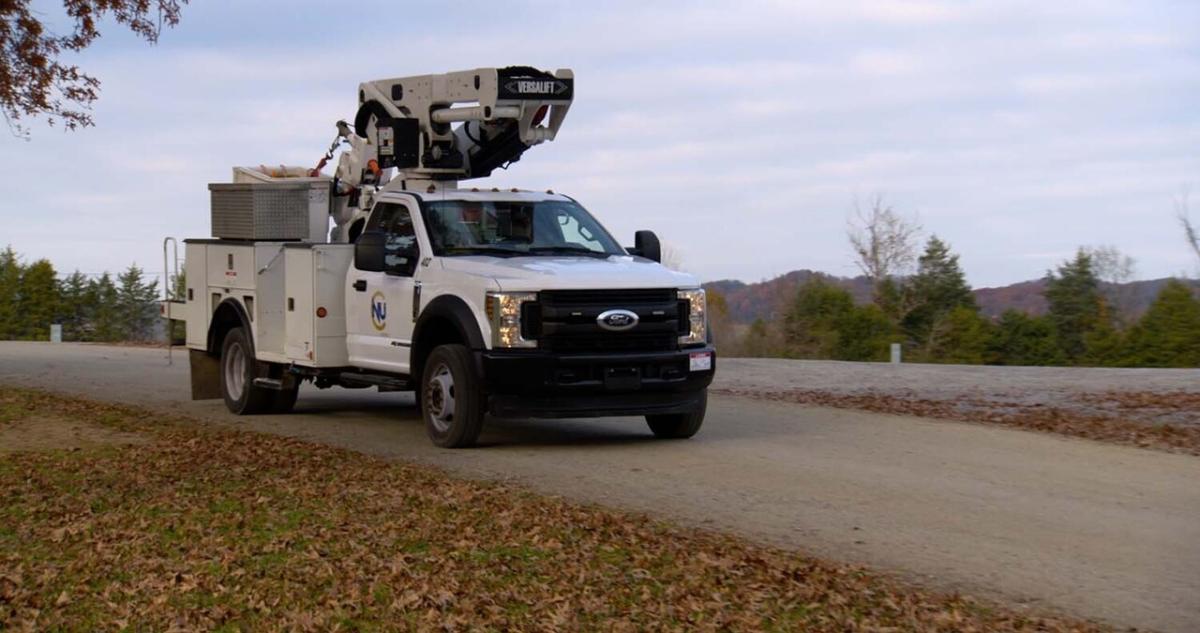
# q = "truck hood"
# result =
<box><xmin>438</xmin><ymin>255</ymin><xmax>699</xmax><ymax>291</ymax></box>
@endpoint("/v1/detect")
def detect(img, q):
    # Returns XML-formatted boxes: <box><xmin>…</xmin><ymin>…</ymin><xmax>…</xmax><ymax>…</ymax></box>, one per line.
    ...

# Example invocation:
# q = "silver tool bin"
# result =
<box><xmin>209</xmin><ymin>181</ymin><xmax>330</xmax><ymax>242</ymax></box>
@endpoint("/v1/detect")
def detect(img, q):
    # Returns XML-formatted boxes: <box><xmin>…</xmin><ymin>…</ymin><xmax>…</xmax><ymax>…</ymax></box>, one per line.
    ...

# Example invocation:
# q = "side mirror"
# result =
<box><xmin>633</xmin><ymin>230</ymin><xmax>661</xmax><ymax>263</ymax></box>
<box><xmin>383</xmin><ymin>237</ymin><xmax>419</xmax><ymax>277</ymax></box>
<box><xmin>355</xmin><ymin>231</ymin><xmax>386</xmax><ymax>272</ymax></box>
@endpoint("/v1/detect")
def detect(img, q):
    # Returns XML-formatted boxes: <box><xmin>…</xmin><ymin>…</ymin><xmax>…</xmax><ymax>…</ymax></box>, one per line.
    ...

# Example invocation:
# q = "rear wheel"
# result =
<box><xmin>646</xmin><ymin>390</ymin><xmax>707</xmax><ymax>439</ymax></box>
<box><xmin>220</xmin><ymin>327</ymin><xmax>274</xmax><ymax>415</ymax></box>
<box><xmin>421</xmin><ymin>344</ymin><xmax>485</xmax><ymax>448</ymax></box>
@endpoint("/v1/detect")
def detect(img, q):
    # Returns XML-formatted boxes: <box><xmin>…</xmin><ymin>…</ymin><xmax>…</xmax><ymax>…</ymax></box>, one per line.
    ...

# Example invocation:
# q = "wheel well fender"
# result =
<box><xmin>411</xmin><ymin>295</ymin><xmax>485</xmax><ymax>380</ymax></box>
<box><xmin>207</xmin><ymin>298</ymin><xmax>252</xmax><ymax>356</ymax></box>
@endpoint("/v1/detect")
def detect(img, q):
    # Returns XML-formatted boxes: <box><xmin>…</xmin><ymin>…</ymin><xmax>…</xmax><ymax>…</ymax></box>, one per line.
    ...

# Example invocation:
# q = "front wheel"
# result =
<box><xmin>646</xmin><ymin>391</ymin><xmax>707</xmax><ymax>439</ymax></box>
<box><xmin>420</xmin><ymin>344</ymin><xmax>485</xmax><ymax>448</ymax></box>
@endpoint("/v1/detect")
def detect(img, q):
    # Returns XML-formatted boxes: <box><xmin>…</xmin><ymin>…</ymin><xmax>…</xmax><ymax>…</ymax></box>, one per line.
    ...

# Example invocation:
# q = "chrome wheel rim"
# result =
<box><xmin>223</xmin><ymin>340</ymin><xmax>247</xmax><ymax>400</ymax></box>
<box><xmin>425</xmin><ymin>363</ymin><xmax>456</xmax><ymax>433</ymax></box>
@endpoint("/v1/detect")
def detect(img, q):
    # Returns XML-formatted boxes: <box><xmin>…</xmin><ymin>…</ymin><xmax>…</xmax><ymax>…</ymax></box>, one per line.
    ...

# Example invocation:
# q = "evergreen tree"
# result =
<box><xmin>58</xmin><ymin>271</ymin><xmax>92</xmax><ymax>342</ymax></box>
<box><xmin>1122</xmin><ymin>280</ymin><xmax>1200</xmax><ymax>367</ymax></box>
<box><xmin>1044</xmin><ymin>250</ymin><xmax>1105</xmax><ymax>364</ymax></box>
<box><xmin>0</xmin><ymin>246</ymin><xmax>21</xmax><ymax>340</ymax></box>
<box><xmin>925</xmin><ymin>306</ymin><xmax>992</xmax><ymax>364</ymax></box>
<box><xmin>782</xmin><ymin>278</ymin><xmax>855</xmax><ymax>358</ymax></box>
<box><xmin>87</xmin><ymin>274</ymin><xmax>121</xmax><ymax>342</ymax></box>
<box><xmin>1082</xmin><ymin>302</ymin><xmax>1125</xmax><ymax>367</ymax></box>
<box><xmin>986</xmin><ymin>310</ymin><xmax>1062</xmax><ymax>366</ymax></box>
<box><xmin>902</xmin><ymin>236</ymin><xmax>977</xmax><ymax>359</ymax></box>
<box><xmin>16</xmin><ymin>259</ymin><xmax>58</xmax><ymax>340</ymax></box>
<box><xmin>833</xmin><ymin>303</ymin><xmax>896</xmax><ymax>362</ymax></box>
<box><xmin>116</xmin><ymin>265</ymin><xmax>159</xmax><ymax>341</ymax></box>
<box><xmin>782</xmin><ymin>279</ymin><xmax>897</xmax><ymax>361</ymax></box>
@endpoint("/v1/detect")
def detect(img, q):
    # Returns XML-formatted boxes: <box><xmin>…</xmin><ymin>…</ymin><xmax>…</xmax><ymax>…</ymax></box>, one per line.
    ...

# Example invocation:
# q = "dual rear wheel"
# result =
<box><xmin>219</xmin><ymin>327</ymin><xmax>299</xmax><ymax>415</ymax></box>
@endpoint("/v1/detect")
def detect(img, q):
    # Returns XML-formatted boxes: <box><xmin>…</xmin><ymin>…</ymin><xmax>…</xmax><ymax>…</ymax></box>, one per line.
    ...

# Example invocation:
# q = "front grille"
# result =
<box><xmin>530</xmin><ymin>288</ymin><xmax>682</xmax><ymax>353</ymax></box>
<box><xmin>539</xmin><ymin>288</ymin><xmax>675</xmax><ymax>305</ymax></box>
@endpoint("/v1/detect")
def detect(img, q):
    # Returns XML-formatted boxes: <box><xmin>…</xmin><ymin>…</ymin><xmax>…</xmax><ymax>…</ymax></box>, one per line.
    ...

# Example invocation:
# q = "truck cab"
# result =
<box><xmin>347</xmin><ymin>187</ymin><xmax>713</xmax><ymax>445</ymax></box>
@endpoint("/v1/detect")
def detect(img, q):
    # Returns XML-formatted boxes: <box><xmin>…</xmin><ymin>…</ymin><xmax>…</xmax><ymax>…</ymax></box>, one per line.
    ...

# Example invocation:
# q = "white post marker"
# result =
<box><xmin>890</xmin><ymin>343</ymin><xmax>902</xmax><ymax>364</ymax></box>
<box><xmin>50</xmin><ymin>324</ymin><xmax>62</xmax><ymax>343</ymax></box>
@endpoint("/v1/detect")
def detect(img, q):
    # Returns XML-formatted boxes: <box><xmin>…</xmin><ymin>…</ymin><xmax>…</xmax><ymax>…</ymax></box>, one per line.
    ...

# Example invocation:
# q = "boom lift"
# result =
<box><xmin>325</xmin><ymin>66</ymin><xmax>573</xmax><ymax>242</ymax></box>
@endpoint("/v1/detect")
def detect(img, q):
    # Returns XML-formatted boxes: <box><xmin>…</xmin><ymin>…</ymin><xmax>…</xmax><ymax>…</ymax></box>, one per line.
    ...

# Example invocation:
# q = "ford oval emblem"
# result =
<box><xmin>597</xmin><ymin>309</ymin><xmax>639</xmax><ymax>332</ymax></box>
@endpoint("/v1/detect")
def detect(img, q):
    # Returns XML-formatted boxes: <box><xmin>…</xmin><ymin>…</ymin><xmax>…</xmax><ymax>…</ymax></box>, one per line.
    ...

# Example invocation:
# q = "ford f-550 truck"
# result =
<box><xmin>163</xmin><ymin>66</ymin><xmax>715</xmax><ymax>447</ymax></box>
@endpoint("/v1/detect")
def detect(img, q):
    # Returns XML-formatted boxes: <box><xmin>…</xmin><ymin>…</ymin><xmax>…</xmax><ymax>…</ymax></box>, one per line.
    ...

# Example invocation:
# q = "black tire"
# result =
<box><xmin>646</xmin><ymin>390</ymin><xmax>707</xmax><ymax>439</ymax></box>
<box><xmin>271</xmin><ymin>382</ymin><xmax>300</xmax><ymax>414</ymax></box>
<box><xmin>420</xmin><ymin>344</ymin><xmax>485</xmax><ymax>448</ymax></box>
<box><xmin>219</xmin><ymin>327</ymin><xmax>274</xmax><ymax>415</ymax></box>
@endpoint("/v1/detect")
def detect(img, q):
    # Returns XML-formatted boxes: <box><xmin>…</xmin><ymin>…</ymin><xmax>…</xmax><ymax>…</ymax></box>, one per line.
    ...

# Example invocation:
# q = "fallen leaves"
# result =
<box><xmin>0</xmin><ymin>386</ymin><xmax>1116</xmax><ymax>632</ymax></box>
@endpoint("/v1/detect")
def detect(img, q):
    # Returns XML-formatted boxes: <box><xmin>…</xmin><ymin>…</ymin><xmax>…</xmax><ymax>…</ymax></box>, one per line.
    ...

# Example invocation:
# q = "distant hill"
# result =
<box><xmin>705</xmin><ymin>273</ymin><xmax>1196</xmax><ymax>324</ymax></box>
<box><xmin>705</xmin><ymin>270</ymin><xmax>872</xmax><ymax>324</ymax></box>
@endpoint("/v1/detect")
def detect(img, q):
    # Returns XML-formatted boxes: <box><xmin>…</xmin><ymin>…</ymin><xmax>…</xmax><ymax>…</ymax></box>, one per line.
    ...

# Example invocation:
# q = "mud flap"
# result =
<box><xmin>189</xmin><ymin>349</ymin><xmax>222</xmax><ymax>400</ymax></box>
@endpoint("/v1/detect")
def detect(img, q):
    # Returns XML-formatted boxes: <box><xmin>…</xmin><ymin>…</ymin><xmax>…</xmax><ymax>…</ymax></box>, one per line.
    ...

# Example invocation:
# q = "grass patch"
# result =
<box><xmin>0</xmin><ymin>386</ymin><xmax>1112</xmax><ymax>632</ymax></box>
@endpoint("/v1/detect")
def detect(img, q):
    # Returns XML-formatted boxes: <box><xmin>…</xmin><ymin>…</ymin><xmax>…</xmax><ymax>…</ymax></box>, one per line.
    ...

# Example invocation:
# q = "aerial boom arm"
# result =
<box><xmin>352</xmin><ymin>66</ymin><xmax>573</xmax><ymax>181</ymax></box>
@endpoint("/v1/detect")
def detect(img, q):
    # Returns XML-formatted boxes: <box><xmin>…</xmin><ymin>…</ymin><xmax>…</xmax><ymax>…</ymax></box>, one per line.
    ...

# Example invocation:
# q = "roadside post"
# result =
<box><xmin>890</xmin><ymin>343</ymin><xmax>901</xmax><ymax>364</ymax></box>
<box><xmin>50</xmin><ymin>324</ymin><xmax>62</xmax><ymax>343</ymax></box>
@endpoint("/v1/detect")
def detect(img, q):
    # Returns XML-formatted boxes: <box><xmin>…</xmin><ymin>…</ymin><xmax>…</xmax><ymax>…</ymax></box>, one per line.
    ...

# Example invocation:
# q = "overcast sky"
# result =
<box><xmin>2</xmin><ymin>0</ymin><xmax>1197</xmax><ymax>288</ymax></box>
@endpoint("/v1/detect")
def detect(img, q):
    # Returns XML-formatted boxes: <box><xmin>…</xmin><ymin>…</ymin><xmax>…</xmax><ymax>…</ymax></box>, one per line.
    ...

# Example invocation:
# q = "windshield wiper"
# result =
<box><xmin>527</xmin><ymin>246</ymin><xmax>610</xmax><ymax>258</ymax></box>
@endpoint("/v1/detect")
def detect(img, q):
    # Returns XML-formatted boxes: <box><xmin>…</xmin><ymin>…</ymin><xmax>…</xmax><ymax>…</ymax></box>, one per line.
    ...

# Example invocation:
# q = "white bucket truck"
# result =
<box><xmin>163</xmin><ymin>67</ymin><xmax>715</xmax><ymax>447</ymax></box>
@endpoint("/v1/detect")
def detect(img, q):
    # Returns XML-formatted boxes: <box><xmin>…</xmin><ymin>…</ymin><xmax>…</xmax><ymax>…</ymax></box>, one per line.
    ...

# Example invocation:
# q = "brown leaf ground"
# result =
<box><xmin>712</xmin><ymin>387</ymin><xmax>1200</xmax><ymax>457</ymax></box>
<box><xmin>0</xmin><ymin>387</ymin><xmax>1115</xmax><ymax>632</ymax></box>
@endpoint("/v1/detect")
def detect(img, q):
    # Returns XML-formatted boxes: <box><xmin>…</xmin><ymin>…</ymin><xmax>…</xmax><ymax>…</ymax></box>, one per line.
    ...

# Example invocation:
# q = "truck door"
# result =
<box><xmin>346</xmin><ymin>201</ymin><xmax>421</xmax><ymax>374</ymax></box>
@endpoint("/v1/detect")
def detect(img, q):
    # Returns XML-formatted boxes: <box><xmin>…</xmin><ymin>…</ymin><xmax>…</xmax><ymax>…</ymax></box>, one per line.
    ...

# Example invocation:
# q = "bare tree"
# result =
<box><xmin>847</xmin><ymin>194</ymin><xmax>922</xmax><ymax>301</ymax></box>
<box><xmin>1177</xmin><ymin>190</ymin><xmax>1200</xmax><ymax>263</ymax></box>
<box><xmin>1084</xmin><ymin>244</ymin><xmax>1137</xmax><ymax>324</ymax></box>
<box><xmin>659</xmin><ymin>240</ymin><xmax>686</xmax><ymax>272</ymax></box>
<box><xmin>1</xmin><ymin>0</ymin><xmax>186</xmax><ymax>136</ymax></box>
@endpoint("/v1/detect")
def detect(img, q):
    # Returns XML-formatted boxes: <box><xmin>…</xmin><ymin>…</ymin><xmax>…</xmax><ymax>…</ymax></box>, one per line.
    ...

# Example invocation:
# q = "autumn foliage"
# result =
<box><xmin>0</xmin><ymin>0</ymin><xmax>185</xmax><ymax>134</ymax></box>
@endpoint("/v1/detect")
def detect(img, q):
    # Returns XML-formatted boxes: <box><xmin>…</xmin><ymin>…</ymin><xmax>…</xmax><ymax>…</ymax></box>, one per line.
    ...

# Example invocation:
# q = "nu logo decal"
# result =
<box><xmin>370</xmin><ymin>291</ymin><xmax>387</xmax><ymax>331</ymax></box>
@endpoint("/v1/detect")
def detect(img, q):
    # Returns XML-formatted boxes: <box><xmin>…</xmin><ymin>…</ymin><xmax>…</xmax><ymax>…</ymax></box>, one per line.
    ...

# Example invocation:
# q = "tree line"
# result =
<box><xmin>0</xmin><ymin>246</ymin><xmax>163</xmax><ymax>342</ymax></box>
<box><xmin>708</xmin><ymin>198</ymin><xmax>1200</xmax><ymax>368</ymax></box>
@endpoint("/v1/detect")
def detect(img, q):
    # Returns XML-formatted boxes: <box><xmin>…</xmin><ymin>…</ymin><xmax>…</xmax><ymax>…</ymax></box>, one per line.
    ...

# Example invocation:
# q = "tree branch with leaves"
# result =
<box><xmin>1</xmin><ymin>0</ymin><xmax>186</xmax><ymax>136</ymax></box>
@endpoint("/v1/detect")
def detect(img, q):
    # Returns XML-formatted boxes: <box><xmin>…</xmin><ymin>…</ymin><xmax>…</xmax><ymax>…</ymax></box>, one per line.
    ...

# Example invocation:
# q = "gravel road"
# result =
<box><xmin>720</xmin><ymin>358</ymin><xmax>1200</xmax><ymax>425</ymax></box>
<box><xmin>2</xmin><ymin>342</ymin><xmax>1198</xmax><ymax>633</ymax></box>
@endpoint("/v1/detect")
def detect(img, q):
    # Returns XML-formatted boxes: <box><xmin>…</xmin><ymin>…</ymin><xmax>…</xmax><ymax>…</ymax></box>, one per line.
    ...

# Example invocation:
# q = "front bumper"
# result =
<box><xmin>478</xmin><ymin>345</ymin><xmax>716</xmax><ymax>419</ymax></box>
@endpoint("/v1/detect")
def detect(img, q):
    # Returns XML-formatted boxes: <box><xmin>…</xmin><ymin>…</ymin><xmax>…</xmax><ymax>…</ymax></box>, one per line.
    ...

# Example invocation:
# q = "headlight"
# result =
<box><xmin>486</xmin><ymin>291</ymin><xmax>537</xmax><ymax>348</ymax></box>
<box><xmin>678</xmin><ymin>288</ymin><xmax>707</xmax><ymax>346</ymax></box>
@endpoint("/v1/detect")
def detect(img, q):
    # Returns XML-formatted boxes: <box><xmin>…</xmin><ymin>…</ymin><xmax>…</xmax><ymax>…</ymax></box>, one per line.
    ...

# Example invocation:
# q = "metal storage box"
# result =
<box><xmin>209</xmin><ymin>181</ymin><xmax>330</xmax><ymax>242</ymax></box>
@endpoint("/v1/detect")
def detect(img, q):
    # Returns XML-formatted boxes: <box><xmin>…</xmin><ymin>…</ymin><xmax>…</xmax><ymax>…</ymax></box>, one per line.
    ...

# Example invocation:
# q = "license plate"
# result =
<box><xmin>689</xmin><ymin>352</ymin><xmax>712</xmax><ymax>372</ymax></box>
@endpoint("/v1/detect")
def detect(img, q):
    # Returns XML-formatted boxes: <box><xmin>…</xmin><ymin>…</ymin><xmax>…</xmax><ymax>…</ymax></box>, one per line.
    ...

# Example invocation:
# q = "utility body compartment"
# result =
<box><xmin>283</xmin><ymin>243</ymin><xmax>354</xmax><ymax>366</ymax></box>
<box><xmin>182</xmin><ymin>239</ymin><xmax>353</xmax><ymax>368</ymax></box>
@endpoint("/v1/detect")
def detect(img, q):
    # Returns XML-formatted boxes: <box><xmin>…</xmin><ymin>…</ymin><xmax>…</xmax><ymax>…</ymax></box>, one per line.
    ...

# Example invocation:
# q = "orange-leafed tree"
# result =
<box><xmin>1</xmin><ymin>0</ymin><xmax>186</xmax><ymax>136</ymax></box>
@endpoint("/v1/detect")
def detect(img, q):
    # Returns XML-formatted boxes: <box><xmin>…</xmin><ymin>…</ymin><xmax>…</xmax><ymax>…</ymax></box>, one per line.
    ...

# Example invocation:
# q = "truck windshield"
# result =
<box><xmin>422</xmin><ymin>199</ymin><xmax>625</xmax><ymax>257</ymax></box>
